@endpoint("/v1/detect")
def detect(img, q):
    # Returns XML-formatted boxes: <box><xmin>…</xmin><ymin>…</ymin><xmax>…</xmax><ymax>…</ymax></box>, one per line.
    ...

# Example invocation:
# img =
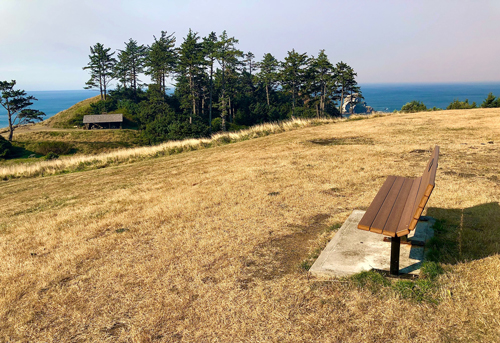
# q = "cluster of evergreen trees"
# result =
<box><xmin>83</xmin><ymin>30</ymin><xmax>360</xmax><ymax>142</ymax></box>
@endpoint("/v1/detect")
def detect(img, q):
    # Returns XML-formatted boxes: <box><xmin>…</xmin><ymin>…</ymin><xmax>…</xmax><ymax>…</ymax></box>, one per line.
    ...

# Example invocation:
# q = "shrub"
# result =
<box><xmin>0</xmin><ymin>135</ymin><xmax>13</xmax><ymax>159</ymax></box>
<box><xmin>44</xmin><ymin>152</ymin><xmax>59</xmax><ymax>160</ymax></box>
<box><xmin>401</xmin><ymin>100</ymin><xmax>427</xmax><ymax>113</ymax></box>
<box><xmin>211</xmin><ymin>118</ymin><xmax>227</xmax><ymax>132</ymax></box>
<box><xmin>89</xmin><ymin>98</ymin><xmax>118</xmax><ymax>114</ymax></box>
<box><xmin>447</xmin><ymin>98</ymin><xmax>476</xmax><ymax>110</ymax></box>
<box><xmin>228</xmin><ymin>123</ymin><xmax>248</xmax><ymax>132</ymax></box>
<box><xmin>481</xmin><ymin>93</ymin><xmax>500</xmax><ymax>108</ymax></box>
<box><xmin>30</xmin><ymin>141</ymin><xmax>72</xmax><ymax>155</ymax></box>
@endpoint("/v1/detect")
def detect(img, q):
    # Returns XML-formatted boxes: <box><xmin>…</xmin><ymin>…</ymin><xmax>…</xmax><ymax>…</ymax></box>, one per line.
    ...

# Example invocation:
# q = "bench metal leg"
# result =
<box><xmin>390</xmin><ymin>236</ymin><xmax>401</xmax><ymax>276</ymax></box>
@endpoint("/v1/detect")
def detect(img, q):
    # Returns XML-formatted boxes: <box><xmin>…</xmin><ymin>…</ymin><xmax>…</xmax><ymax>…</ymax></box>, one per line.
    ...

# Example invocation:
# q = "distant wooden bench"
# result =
<box><xmin>358</xmin><ymin>146</ymin><xmax>439</xmax><ymax>275</ymax></box>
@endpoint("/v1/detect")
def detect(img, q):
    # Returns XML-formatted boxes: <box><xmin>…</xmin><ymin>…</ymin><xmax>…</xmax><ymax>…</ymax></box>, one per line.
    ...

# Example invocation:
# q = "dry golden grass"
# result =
<box><xmin>0</xmin><ymin>117</ymin><xmax>342</xmax><ymax>179</ymax></box>
<box><xmin>1</xmin><ymin>108</ymin><xmax>500</xmax><ymax>342</ymax></box>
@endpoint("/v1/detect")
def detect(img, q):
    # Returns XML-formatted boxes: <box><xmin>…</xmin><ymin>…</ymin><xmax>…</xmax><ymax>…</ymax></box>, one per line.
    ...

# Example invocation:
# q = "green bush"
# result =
<box><xmin>401</xmin><ymin>100</ymin><xmax>427</xmax><ymax>113</ymax></box>
<box><xmin>228</xmin><ymin>123</ymin><xmax>248</xmax><ymax>132</ymax></box>
<box><xmin>0</xmin><ymin>135</ymin><xmax>13</xmax><ymax>159</ymax></box>
<box><xmin>481</xmin><ymin>93</ymin><xmax>500</xmax><ymax>108</ymax></box>
<box><xmin>447</xmin><ymin>98</ymin><xmax>476</xmax><ymax>110</ymax></box>
<box><xmin>30</xmin><ymin>141</ymin><xmax>72</xmax><ymax>156</ymax></box>
<box><xmin>44</xmin><ymin>152</ymin><xmax>59</xmax><ymax>160</ymax></box>
<box><xmin>89</xmin><ymin>98</ymin><xmax>118</xmax><ymax>114</ymax></box>
<box><xmin>211</xmin><ymin>118</ymin><xmax>227</xmax><ymax>132</ymax></box>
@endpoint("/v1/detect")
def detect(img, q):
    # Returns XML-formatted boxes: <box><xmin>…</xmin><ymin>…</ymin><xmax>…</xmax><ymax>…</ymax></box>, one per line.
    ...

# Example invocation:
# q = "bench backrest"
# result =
<box><xmin>398</xmin><ymin>145</ymin><xmax>439</xmax><ymax>236</ymax></box>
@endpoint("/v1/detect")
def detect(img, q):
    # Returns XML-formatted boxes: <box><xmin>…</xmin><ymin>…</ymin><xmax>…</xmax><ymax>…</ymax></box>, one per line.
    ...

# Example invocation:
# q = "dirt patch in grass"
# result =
<box><xmin>307</xmin><ymin>136</ymin><xmax>374</xmax><ymax>146</ymax></box>
<box><xmin>243</xmin><ymin>213</ymin><xmax>331</xmax><ymax>282</ymax></box>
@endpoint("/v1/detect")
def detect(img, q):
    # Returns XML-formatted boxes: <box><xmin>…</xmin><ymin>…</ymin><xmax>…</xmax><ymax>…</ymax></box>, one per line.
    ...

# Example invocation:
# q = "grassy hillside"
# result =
<box><xmin>43</xmin><ymin>95</ymin><xmax>101</xmax><ymax>128</ymax></box>
<box><xmin>13</xmin><ymin>130</ymin><xmax>142</xmax><ymax>156</ymax></box>
<box><xmin>1</xmin><ymin>109</ymin><xmax>499</xmax><ymax>341</ymax></box>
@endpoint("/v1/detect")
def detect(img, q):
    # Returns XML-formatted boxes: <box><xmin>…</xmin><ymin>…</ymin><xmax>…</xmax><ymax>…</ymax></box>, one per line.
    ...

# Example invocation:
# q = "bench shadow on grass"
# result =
<box><xmin>426</xmin><ymin>202</ymin><xmax>500</xmax><ymax>264</ymax></box>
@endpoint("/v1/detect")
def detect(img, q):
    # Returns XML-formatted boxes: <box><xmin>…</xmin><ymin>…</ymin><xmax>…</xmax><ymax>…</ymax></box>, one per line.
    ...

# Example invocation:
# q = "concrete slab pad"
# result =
<box><xmin>310</xmin><ymin>210</ymin><xmax>434</xmax><ymax>278</ymax></box>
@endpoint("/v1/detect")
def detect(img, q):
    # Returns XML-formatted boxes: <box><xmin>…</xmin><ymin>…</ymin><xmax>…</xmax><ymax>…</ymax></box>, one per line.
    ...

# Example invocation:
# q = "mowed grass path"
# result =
<box><xmin>1</xmin><ymin>109</ymin><xmax>500</xmax><ymax>342</ymax></box>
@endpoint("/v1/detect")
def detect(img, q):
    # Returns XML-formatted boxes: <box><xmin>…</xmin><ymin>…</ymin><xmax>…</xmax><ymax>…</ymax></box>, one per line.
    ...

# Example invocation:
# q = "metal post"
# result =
<box><xmin>390</xmin><ymin>236</ymin><xmax>401</xmax><ymax>276</ymax></box>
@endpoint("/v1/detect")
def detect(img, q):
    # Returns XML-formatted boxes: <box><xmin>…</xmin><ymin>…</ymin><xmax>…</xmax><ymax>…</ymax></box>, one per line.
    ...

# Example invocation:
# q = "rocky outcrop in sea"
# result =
<box><xmin>342</xmin><ymin>93</ymin><xmax>374</xmax><ymax>114</ymax></box>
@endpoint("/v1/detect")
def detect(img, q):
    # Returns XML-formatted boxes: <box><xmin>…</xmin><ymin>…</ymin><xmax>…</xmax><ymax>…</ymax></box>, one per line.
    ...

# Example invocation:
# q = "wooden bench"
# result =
<box><xmin>358</xmin><ymin>146</ymin><xmax>439</xmax><ymax>275</ymax></box>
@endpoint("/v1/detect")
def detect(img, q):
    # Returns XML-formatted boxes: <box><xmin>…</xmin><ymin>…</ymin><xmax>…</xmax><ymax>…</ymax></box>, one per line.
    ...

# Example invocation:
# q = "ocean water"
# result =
<box><xmin>0</xmin><ymin>90</ymin><xmax>99</xmax><ymax>129</ymax></box>
<box><xmin>2</xmin><ymin>84</ymin><xmax>500</xmax><ymax>129</ymax></box>
<box><xmin>360</xmin><ymin>82</ymin><xmax>500</xmax><ymax>112</ymax></box>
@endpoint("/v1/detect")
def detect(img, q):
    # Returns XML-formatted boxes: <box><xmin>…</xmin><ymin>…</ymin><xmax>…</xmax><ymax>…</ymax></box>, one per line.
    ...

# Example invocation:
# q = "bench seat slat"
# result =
<box><xmin>370</xmin><ymin>176</ymin><xmax>406</xmax><ymax>234</ymax></box>
<box><xmin>395</xmin><ymin>177</ymin><xmax>421</xmax><ymax>236</ymax></box>
<box><xmin>407</xmin><ymin>184</ymin><xmax>435</xmax><ymax>234</ymax></box>
<box><xmin>382</xmin><ymin>177</ymin><xmax>415</xmax><ymax>237</ymax></box>
<box><xmin>358</xmin><ymin>175</ymin><xmax>397</xmax><ymax>231</ymax></box>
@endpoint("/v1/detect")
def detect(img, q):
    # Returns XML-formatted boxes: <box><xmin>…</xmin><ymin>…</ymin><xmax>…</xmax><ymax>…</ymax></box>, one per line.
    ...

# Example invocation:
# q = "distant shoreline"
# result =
<box><xmin>3</xmin><ymin>83</ymin><xmax>500</xmax><ymax>129</ymax></box>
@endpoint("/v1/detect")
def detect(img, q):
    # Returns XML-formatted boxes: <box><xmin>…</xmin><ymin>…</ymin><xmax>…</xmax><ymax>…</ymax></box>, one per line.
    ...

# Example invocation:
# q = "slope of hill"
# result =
<box><xmin>1</xmin><ymin>109</ymin><xmax>499</xmax><ymax>341</ymax></box>
<box><xmin>43</xmin><ymin>95</ymin><xmax>101</xmax><ymax>128</ymax></box>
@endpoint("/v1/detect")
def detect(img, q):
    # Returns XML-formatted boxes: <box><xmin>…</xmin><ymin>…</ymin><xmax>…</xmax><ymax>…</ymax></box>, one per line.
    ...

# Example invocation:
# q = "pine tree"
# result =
<box><xmin>83</xmin><ymin>43</ymin><xmax>116</xmax><ymax>100</ymax></box>
<box><xmin>257</xmin><ymin>53</ymin><xmax>279</xmax><ymax>106</ymax></box>
<box><xmin>203</xmin><ymin>32</ymin><xmax>218</xmax><ymax>132</ymax></box>
<box><xmin>216</xmin><ymin>30</ymin><xmax>242</xmax><ymax>130</ymax></box>
<box><xmin>309</xmin><ymin>50</ymin><xmax>334</xmax><ymax>117</ymax></box>
<box><xmin>176</xmin><ymin>29</ymin><xmax>205</xmax><ymax>124</ymax></box>
<box><xmin>115</xmin><ymin>39</ymin><xmax>148</xmax><ymax>93</ymax></box>
<box><xmin>280</xmin><ymin>49</ymin><xmax>309</xmax><ymax>116</ymax></box>
<box><xmin>241</xmin><ymin>51</ymin><xmax>257</xmax><ymax>96</ymax></box>
<box><xmin>0</xmin><ymin>80</ymin><xmax>46</xmax><ymax>141</ymax></box>
<box><xmin>144</xmin><ymin>31</ymin><xmax>177</xmax><ymax>95</ymax></box>
<box><xmin>335</xmin><ymin>61</ymin><xmax>359</xmax><ymax>117</ymax></box>
<box><xmin>481</xmin><ymin>93</ymin><xmax>500</xmax><ymax>108</ymax></box>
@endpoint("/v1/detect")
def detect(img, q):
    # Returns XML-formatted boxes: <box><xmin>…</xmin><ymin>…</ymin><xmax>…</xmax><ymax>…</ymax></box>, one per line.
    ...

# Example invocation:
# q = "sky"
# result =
<box><xmin>1</xmin><ymin>0</ymin><xmax>500</xmax><ymax>91</ymax></box>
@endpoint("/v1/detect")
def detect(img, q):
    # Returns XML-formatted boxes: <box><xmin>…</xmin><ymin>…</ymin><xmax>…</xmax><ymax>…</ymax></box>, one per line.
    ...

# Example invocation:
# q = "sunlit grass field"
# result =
<box><xmin>1</xmin><ymin>109</ymin><xmax>499</xmax><ymax>342</ymax></box>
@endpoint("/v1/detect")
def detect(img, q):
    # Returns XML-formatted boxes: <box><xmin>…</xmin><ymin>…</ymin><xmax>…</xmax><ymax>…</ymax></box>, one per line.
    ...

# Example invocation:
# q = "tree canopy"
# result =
<box><xmin>0</xmin><ymin>80</ymin><xmax>46</xmax><ymax>141</ymax></box>
<box><xmin>83</xmin><ymin>43</ymin><xmax>116</xmax><ymax>100</ymax></box>
<box><xmin>82</xmin><ymin>30</ymin><xmax>362</xmax><ymax>143</ymax></box>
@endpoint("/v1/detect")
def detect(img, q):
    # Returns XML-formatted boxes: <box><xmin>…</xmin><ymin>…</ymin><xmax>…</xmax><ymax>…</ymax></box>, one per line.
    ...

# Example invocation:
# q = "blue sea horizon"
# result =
<box><xmin>0</xmin><ymin>90</ymin><xmax>100</xmax><ymax>129</ymax></box>
<box><xmin>2</xmin><ymin>83</ymin><xmax>500</xmax><ymax>129</ymax></box>
<box><xmin>360</xmin><ymin>82</ymin><xmax>500</xmax><ymax>112</ymax></box>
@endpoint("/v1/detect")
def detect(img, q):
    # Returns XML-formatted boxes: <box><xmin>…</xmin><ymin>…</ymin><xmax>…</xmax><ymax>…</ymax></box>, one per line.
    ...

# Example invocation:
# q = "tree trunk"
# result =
<box><xmin>221</xmin><ymin>95</ymin><xmax>226</xmax><ymax>132</ymax></box>
<box><xmin>201</xmin><ymin>90</ymin><xmax>205</xmax><ymax>118</ymax></box>
<box><xmin>7</xmin><ymin>107</ymin><xmax>13</xmax><ymax>142</ymax></box>
<box><xmin>103</xmin><ymin>75</ymin><xmax>107</xmax><ymax>101</ymax></box>
<box><xmin>339</xmin><ymin>85</ymin><xmax>345</xmax><ymax>118</ymax></box>
<box><xmin>190</xmin><ymin>73</ymin><xmax>195</xmax><ymax>124</ymax></box>
<box><xmin>162</xmin><ymin>71</ymin><xmax>166</xmax><ymax>95</ymax></box>
<box><xmin>319</xmin><ymin>82</ymin><xmax>326</xmax><ymax>117</ymax></box>
<box><xmin>266</xmin><ymin>84</ymin><xmax>270</xmax><ymax>106</ymax></box>
<box><xmin>99</xmin><ymin>75</ymin><xmax>103</xmax><ymax>100</ymax></box>
<box><xmin>132</xmin><ymin>63</ymin><xmax>137</xmax><ymax>93</ymax></box>
<box><xmin>209</xmin><ymin>61</ymin><xmax>213</xmax><ymax>133</ymax></box>
<box><xmin>228</xmin><ymin>97</ymin><xmax>232</xmax><ymax>123</ymax></box>
<box><xmin>221</xmin><ymin>60</ymin><xmax>226</xmax><ymax>131</ymax></box>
